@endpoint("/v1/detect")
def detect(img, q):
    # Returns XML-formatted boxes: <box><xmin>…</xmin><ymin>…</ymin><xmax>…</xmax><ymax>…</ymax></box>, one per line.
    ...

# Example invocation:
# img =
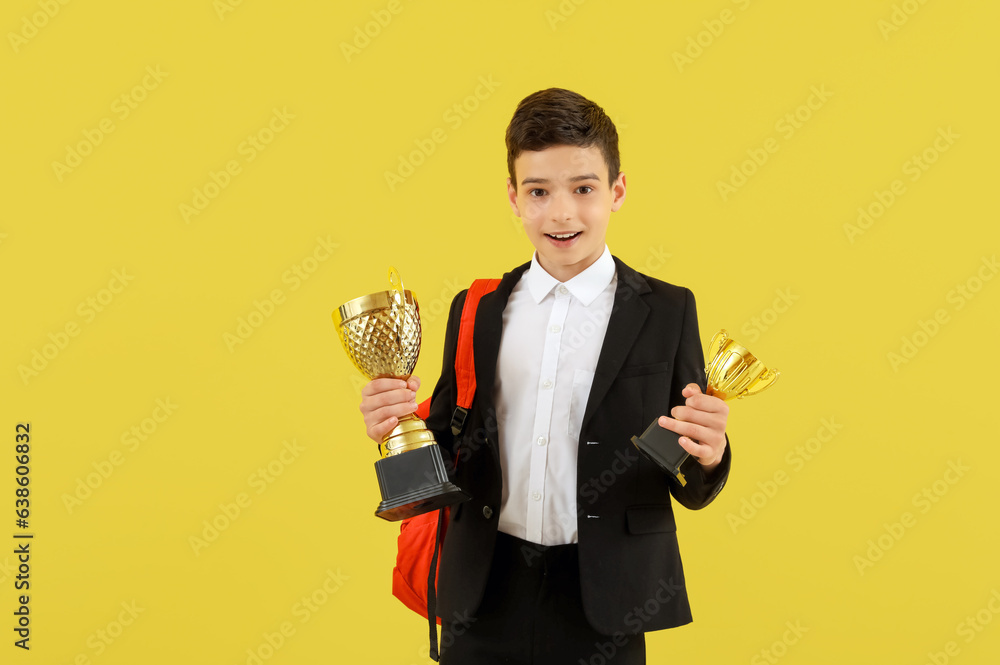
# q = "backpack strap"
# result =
<box><xmin>449</xmin><ymin>278</ymin><xmax>501</xmax><ymax>436</ymax></box>
<box><xmin>427</xmin><ymin>278</ymin><xmax>499</xmax><ymax>661</ymax></box>
<box><xmin>427</xmin><ymin>507</ymin><xmax>447</xmax><ymax>661</ymax></box>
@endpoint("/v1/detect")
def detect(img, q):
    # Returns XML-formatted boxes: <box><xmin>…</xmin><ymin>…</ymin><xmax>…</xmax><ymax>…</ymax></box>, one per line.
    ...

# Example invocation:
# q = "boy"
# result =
<box><xmin>360</xmin><ymin>88</ymin><xmax>731</xmax><ymax>664</ymax></box>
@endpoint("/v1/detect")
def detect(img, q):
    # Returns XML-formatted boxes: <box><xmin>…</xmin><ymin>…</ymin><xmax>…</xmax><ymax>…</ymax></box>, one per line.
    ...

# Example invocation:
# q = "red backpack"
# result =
<box><xmin>390</xmin><ymin>278</ymin><xmax>499</xmax><ymax>661</ymax></box>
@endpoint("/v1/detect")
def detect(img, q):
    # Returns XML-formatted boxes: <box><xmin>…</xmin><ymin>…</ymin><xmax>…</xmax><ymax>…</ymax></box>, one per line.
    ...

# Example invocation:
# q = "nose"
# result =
<box><xmin>549</xmin><ymin>190</ymin><xmax>573</xmax><ymax>222</ymax></box>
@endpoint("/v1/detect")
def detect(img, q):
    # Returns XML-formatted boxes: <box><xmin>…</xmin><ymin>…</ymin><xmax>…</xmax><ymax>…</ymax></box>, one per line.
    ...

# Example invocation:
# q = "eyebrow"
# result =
<box><xmin>520</xmin><ymin>172</ymin><xmax>602</xmax><ymax>186</ymax></box>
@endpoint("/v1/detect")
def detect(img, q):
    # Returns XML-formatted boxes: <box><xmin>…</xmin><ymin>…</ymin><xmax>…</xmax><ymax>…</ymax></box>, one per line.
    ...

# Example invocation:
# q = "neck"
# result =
<box><xmin>536</xmin><ymin>250</ymin><xmax>602</xmax><ymax>283</ymax></box>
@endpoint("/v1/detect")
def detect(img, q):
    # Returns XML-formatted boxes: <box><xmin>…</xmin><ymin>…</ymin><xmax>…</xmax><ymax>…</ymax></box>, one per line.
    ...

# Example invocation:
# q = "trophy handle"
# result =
<box><xmin>707</xmin><ymin>330</ymin><xmax>728</xmax><ymax>367</ymax></box>
<box><xmin>742</xmin><ymin>368</ymin><xmax>780</xmax><ymax>398</ymax></box>
<box><xmin>387</xmin><ymin>266</ymin><xmax>409</xmax><ymax>348</ymax></box>
<box><xmin>388</xmin><ymin>266</ymin><xmax>405</xmax><ymax>307</ymax></box>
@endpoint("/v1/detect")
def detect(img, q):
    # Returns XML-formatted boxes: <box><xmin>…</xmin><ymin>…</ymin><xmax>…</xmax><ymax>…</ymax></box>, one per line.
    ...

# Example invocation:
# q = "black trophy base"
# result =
<box><xmin>631</xmin><ymin>418</ymin><xmax>690</xmax><ymax>487</ymax></box>
<box><xmin>374</xmin><ymin>444</ymin><xmax>470</xmax><ymax>521</ymax></box>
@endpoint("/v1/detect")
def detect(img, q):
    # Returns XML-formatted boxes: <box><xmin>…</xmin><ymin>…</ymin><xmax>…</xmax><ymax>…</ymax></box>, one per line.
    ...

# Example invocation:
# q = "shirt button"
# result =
<box><xmin>482</xmin><ymin>505</ymin><xmax>493</xmax><ymax>519</ymax></box>
<box><xmin>532</xmin><ymin>491</ymin><xmax>542</xmax><ymax>501</ymax></box>
<box><xmin>558</xmin><ymin>285</ymin><xmax>569</xmax><ymax>295</ymax></box>
<box><xmin>537</xmin><ymin>436</ymin><xmax>547</xmax><ymax>446</ymax></box>
<box><xmin>541</xmin><ymin>379</ymin><xmax>552</xmax><ymax>389</ymax></box>
<box><xmin>549</xmin><ymin>324</ymin><xmax>561</xmax><ymax>333</ymax></box>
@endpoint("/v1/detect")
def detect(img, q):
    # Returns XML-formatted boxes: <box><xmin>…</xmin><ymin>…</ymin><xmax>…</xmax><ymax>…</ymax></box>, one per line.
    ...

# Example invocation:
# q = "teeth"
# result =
<box><xmin>549</xmin><ymin>232</ymin><xmax>579</xmax><ymax>239</ymax></box>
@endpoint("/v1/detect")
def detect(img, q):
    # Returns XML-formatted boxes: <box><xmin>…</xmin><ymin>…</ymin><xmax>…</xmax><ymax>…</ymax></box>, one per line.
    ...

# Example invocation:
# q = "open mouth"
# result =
<box><xmin>545</xmin><ymin>231</ymin><xmax>582</xmax><ymax>244</ymax></box>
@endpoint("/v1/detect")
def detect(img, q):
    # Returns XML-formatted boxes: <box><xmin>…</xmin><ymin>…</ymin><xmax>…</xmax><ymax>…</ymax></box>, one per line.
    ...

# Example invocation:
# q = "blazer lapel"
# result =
<box><xmin>581</xmin><ymin>256</ymin><xmax>651</xmax><ymax>431</ymax></box>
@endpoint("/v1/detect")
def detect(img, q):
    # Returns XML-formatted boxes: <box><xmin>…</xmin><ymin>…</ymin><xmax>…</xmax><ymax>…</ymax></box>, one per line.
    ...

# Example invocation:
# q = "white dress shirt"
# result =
<box><xmin>494</xmin><ymin>245</ymin><xmax>617</xmax><ymax>545</ymax></box>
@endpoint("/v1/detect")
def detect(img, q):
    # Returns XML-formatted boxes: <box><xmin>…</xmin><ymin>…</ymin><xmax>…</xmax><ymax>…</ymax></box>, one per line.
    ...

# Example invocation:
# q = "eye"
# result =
<box><xmin>576</xmin><ymin>186</ymin><xmax>594</xmax><ymax>194</ymax></box>
<box><xmin>529</xmin><ymin>188</ymin><xmax>547</xmax><ymax>197</ymax></box>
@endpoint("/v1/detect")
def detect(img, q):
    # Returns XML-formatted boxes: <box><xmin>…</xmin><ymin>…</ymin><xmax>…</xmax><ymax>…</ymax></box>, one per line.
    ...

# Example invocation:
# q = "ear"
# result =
<box><xmin>610</xmin><ymin>172</ymin><xmax>627</xmax><ymax>212</ymax></box>
<box><xmin>506</xmin><ymin>177</ymin><xmax>521</xmax><ymax>216</ymax></box>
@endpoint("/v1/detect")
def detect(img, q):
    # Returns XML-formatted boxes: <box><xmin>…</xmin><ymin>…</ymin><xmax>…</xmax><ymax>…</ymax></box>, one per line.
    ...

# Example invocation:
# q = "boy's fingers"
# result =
<box><xmin>676</xmin><ymin>435</ymin><xmax>712</xmax><ymax>460</ymax></box>
<box><xmin>684</xmin><ymin>392</ymin><xmax>729</xmax><ymax>415</ymax></box>
<box><xmin>658</xmin><ymin>415</ymin><xmax>713</xmax><ymax>444</ymax></box>
<box><xmin>360</xmin><ymin>377</ymin><xmax>420</xmax><ymax>444</ymax></box>
<box><xmin>659</xmin><ymin>415</ymin><xmax>707</xmax><ymax>451</ymax></box>
<box><xmin>364</xmin><ymin>387</ymin><xmax>415</xmax><ymax>410</ymax></box>
<box><xmin>360</xmin><ymin>384</ymin><xmax>417</xmax><ymax>417</ymax></box>
<box><xmin>362</xmin><ymin>378</ymin><xmax>408</xmax><ymax>396</ymax></box>
<box><xmin>366</xmin><ymin>401</ymin><xmax>418</xmax><ymax>428</ymax></box>
<box><xmin>366</xmin><ymin>421</ymin><xmax>383</xmax><ymax>442</ymax></box>
<box><xmin>669</xmin><ymin>405</ymin><xmax>727</xmax><ymax>431</ymax></box>
<box><xmin>680</xmin><ymin>384</ymin><xmax>730</xmax><ymax>414</ymax></box>
<box><xmin>367</xmin><ymin>419</ymin><xmax>393</xmax><ymax>444</ymax></box>
<box><xmin>681</xmin><ymin>383</ymin><xmax>703</xmax><ymax>398</ymax></box>
<box><xmin>367</xmin><ymin>399</ymin><xmax>419</xmax><ymax>443</ymax></box>
<box><xmin>659</xmin><ymin>417</ymin><xmax>722</xmax><ymax>461</ymax></box>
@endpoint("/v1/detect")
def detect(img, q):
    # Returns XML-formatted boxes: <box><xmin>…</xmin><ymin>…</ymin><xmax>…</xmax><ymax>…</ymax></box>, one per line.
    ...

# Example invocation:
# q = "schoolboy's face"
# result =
<box><xmin>507</xmin><ymin>144</ymin><xmax>626</xmax><ymax>283</ymax></box>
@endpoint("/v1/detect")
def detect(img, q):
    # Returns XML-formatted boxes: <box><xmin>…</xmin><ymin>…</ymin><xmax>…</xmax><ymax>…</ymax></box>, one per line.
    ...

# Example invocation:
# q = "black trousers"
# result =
<box><xmin>439</xmin><ymin>531</ymin><xmax>646</xmax><ymax>665</ymax></box>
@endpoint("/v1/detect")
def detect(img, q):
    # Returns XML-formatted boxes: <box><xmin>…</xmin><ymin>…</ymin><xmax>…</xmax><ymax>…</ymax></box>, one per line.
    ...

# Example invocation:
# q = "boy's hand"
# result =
<box><xmin>657</xmin><ymin>383</ymin><xmax>729</xmax><ymax>473</ymax></box>
<box><xmin>359</xmin><ymin>376</ymin><xmax>421</xmax><ymax>445</ymax></box>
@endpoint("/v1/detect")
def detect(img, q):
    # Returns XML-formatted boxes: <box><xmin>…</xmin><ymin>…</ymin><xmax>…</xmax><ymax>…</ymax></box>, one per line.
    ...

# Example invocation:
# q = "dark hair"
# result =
<box><xmin>505</xmin><ymin>88</ymin><xmax>620</xmax><ymax>191</ymax></box>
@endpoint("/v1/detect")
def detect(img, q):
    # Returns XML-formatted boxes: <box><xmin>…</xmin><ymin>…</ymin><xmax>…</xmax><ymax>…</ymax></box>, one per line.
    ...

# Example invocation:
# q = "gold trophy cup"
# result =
<box><xmin>631</xmin><ymin>329</ymin><xmax>779</xmax><ymax>485</ymax></box>
<box><xmin>334</xmin><ymin>268</ymin><xmax>469</xmax><ymax>521</ymax></box>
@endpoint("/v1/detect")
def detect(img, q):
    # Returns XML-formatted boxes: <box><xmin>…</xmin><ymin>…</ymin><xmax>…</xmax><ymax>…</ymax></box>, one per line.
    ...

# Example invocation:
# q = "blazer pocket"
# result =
<box><xmin>568</xmin><ymin>368</ymin><xmax>595</xmax><ymax>442</ymax></box>
<box><xmin>626</xmin><ymin>504</ymin><xmax>677</xmax><ymax>534</ymax></box>
<box><xmin>617</xmin><ymin>361</ymin><xmax>671</xmax><ymax>378</ymax></box>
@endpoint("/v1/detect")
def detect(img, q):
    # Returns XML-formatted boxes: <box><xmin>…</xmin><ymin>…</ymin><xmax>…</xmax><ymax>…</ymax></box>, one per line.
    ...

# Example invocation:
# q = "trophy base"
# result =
<box><xmin>631</xmin><ymin>419</ymin><xmax>690</xmax><ymax>487</ymax></box>
<box><xmin>374</xmin><ymin>444</ymin><xmax>470</xmax><ymax>521</ymax></box>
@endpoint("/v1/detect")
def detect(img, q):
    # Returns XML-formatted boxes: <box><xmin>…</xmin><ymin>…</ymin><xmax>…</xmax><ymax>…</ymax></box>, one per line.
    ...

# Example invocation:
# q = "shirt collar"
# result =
<box><xmin>525</xmin><ymin>245</ymin><xmax>616</xmax><ymax>306</ymax></box>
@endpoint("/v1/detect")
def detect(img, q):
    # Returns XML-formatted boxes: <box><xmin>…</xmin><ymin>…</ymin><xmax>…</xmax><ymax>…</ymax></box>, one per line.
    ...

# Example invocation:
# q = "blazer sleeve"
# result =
<box><xmin>422</xmin><ymin>289</ymin><xmax>468</xmax><ymax>471</ymax></box>
<box><xmin>667</xmin><ymin>287</ymin><xmax>732</xmax><ymax>510</ymax></box>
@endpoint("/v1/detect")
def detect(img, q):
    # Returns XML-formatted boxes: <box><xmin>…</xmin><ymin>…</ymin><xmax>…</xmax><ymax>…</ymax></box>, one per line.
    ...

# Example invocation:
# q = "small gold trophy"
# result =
<box><xmin>334</xmin><ymin>268</ymin><xmax>469</xmax><ymax>521</ymax></box>
<box><xmin>631</xmin><ymin>329</ymin><xmax>779</xmax><ymax>486</ymax></box>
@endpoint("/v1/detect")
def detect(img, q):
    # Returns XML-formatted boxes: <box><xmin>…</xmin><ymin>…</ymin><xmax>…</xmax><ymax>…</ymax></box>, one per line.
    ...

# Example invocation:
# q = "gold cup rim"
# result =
<box><xmin>333</xmin><ymin>289</ymin><xmax>418</xmax><ymax>328</ymax></box>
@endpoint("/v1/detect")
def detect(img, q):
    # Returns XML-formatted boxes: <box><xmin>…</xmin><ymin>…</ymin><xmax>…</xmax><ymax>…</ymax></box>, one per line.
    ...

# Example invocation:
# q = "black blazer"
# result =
<box><xmin>424</xmin><ymin>255</ymin><xmax>732</xmax><ymax>636</ymax></box>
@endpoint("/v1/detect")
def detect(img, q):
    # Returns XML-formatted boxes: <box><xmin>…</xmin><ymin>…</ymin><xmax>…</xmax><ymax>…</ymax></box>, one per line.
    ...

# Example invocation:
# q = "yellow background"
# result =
<box><xmin>3</xmin><ymin>0</ymin><xmax>999</xmax><ymax>663</ymax></box>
